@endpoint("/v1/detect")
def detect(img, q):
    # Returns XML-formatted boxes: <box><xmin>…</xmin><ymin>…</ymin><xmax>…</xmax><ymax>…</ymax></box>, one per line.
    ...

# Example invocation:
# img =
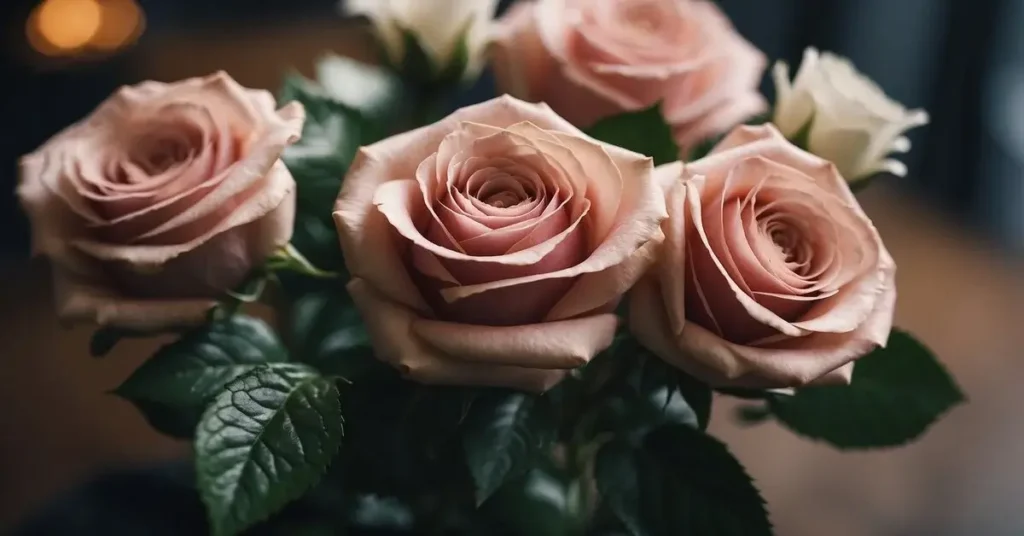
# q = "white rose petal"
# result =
<box><xmin>772</xmin><ymin>47</ymin><xmax>929</xmax><ymax>181</ymax></box>
<box><xmin>343</xmin><ymin>0</ymin><xmax>500</xmax><ymax>80</ymax></box>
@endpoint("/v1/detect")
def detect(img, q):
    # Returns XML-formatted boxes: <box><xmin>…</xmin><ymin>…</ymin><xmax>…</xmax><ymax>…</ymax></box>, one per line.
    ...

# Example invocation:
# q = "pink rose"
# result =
<box><xmin>631</xmin><ymin>124</ymin><xmax>896</xmax><ymax>387</ymax></box>
<box><xmin>18</xmin><ymin>72</ymin><xmax>304</xmax><ymax>330</ymax></box>
<box><xmin>490</xmin><ymin>0</ymin><xmax>767</xmax><ymax>152</ymax></box>
<box><xmin>334</xmin><ymin>95</ymin><xmax>666</xmax><ymax>392</ymax></box>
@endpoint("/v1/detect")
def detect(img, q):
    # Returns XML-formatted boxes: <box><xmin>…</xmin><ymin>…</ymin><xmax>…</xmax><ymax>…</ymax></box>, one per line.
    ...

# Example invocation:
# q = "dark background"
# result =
<box><xmin>1</xmin><ymin>1</ymin><xmax>1023</xmax><ymax>535</ymax></box>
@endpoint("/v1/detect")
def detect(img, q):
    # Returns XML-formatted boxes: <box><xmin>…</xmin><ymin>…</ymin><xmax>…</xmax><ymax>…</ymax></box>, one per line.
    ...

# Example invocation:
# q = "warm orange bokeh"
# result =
<box><xmin>27</xmin><ymin>0</ymin><xmax>144</xmax><ymax>57</ymax></box>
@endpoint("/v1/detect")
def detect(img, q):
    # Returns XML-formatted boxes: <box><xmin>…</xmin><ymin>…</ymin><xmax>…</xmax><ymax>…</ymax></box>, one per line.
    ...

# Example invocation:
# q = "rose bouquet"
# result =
<box><xmin>18</xmin><ymin>0</ymin><xmax>963</xmax><ymax>534</ymax></box>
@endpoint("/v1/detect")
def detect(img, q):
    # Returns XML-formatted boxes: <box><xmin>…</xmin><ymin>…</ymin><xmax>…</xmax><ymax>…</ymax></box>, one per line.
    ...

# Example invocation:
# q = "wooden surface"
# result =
<box><xmin>2</xmin><ymin>21</ymin><xmax>1023</xmax><ymax>536</ymax></box>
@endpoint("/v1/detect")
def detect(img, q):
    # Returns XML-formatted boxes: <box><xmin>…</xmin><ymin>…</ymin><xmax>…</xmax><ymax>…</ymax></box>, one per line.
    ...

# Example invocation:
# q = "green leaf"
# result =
<box><xmin>288</xmin><ymin>212</ymin><xmax>346</xmax><ymax>276</ymax></box>
<box><xmin>315</xmin><ymin>54</ymin><xmax>404</xmax><ymax>126</ymax></box>
<box><xmin>398</xmin><ymin>28</ymin><xmax>437</xmax><ymax>85</ymax></box>
<box><xmin>435</xmin><ymin>26</ymin><xmax>472</xmax><ymax>87</ymax></box>
<box><xmin>341</xmin><ymin>377</ymin><xmax>472</xmax><ymax>500</ymax></box>
<box><xmin>348</xmin><ymin>494</ymin><xmax>416</xmax><ymax>531</ymax></box>
<box><xmin>90</xmin><ymin>326</ymin><xmax>138</xmax><ymax>357</ymax></box>
<box><xmin>127</xmin><ymin>399</ymin><xmax>204</xmax><ymax>439</ymax></box>
<box><xmin>585</xmin><ymin>105</ymin><xmax>679</xmax><ymax>165</ymax></box>
<box><xmin>635</xmin><ymin>352</ymin><xmax>712</xmax><ymax>430</ymax></box>
<box><xmin>595</xmin><ymin>425</ymin><xmax>772</xmax><ymax>536</ymax></box>
<box><xmin>396</xmin><ymin>21</ymin><xmax>472</xmax><ymax>88</ymax></box>
<box><xmin>195</xmin><ymin>366</ymin><xmax>344</xmax><ymax>536</ymax></box>
<box><xmin>461</xmin><ymin>391</ymin><xmax>557</xmax><ymax>505</ymax></box>
<box><xmin>115</xmin><ymin>315</ymin><xmax>299</xmax><ymax>438</ymax></box>
<box><xmin>278</xmin><ymin>74</ymin><xmax>374</xmax><ymax>270</ymax></box>
<box><xmin>625</xmin><ymin>337</ymin><xmax>712</xmax><ymax>431</ymax></box>
<box><xmin>478</xmin><ymin>466</ymin><xmax>570</xmax><ymax>536</ymax></box>
<box><xmin>767</xmin><ymin>329</ymin><xmax>964</xmax><ymax>449</ymax></box>
<box><xmin>287</xmin><ymin>292</ymin><xmax>372</xmax><ymax>377</ymax></box>
<box><xmin>279</xmin><ymin>74</ymin><xmax>366</xmax><ymax>204</ymax></box>
<box><xmin>676</xmin><ymin>370</ymin><xmax>713</xmax><ymax>429</ymax></box>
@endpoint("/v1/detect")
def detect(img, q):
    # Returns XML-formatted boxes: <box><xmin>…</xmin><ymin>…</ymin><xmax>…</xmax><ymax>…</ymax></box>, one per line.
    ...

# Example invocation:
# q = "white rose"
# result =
<box><xmin>344</xmin><ymin>0</ymin><xmax>500</xmax><ymax>80</ymax></box>
<box><xmin>772</xmin><ymin>47</ymin><xmax>929</xmax><ymax>181</ymax></box>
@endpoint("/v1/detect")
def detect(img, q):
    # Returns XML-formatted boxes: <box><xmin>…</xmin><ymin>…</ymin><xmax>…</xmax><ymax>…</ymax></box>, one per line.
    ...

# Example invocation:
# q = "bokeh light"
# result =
<box><xmin>26</xmin><ymin>0</ymin><xmax>145</xmax><ymax>57</ymax></box>
<box><xmin>91</xmin><ymin>0</ymin><xmax>145</xmax><ymax>51</ymax></box>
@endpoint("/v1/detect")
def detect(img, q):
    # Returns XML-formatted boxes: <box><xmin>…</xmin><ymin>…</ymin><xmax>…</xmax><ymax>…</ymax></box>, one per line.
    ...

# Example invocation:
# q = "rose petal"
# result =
<box><xmin>653</xmin><ymin>162</ymin><xmax>689</xmax><ymax>334</ymax></box>
<box><xmin>414</xmin><ymin>312</ymin><xmax>618</xmax><ymax>369</ymax></box>
<box><xmin>73</xmin><ymin>159</ymin><xmax>296</xmax><ymax>269</ymax></box>
<box><xmin>545</xmin><ymin>230</ymin><xmax>662</xmax><ymax>320</ymax></box>
<box><xmin>438</xmin><ymin>147</ymin><xmax>662</xmax><ymax>304</ymax></box>
<box><xmin>348</xmin><ymin>278</ymin><xmax>567</xmax><ymax>392</ymax></box>
<box><xmin>491</xmin><ymin>1</ymin><xmax>560</xmax><ymax>101</ymax></box>
<box><xmin>631</xmin><ymin>268</ymin><xmax>895</xmax><ymax>388</ymax></box>
<box><xmin>377</xmin><ymin>174</ymin><xmax>589</xmax><ymax>262</ymax></box>
<box><xmin>684</xmin><ymin>173</ymin><xmax>805</xmax><ymax>340</ymax></box>
<box><xmin>52</xmin><ymin>264</ymin><xmax>215</xmax><ymax>330</ymax></box>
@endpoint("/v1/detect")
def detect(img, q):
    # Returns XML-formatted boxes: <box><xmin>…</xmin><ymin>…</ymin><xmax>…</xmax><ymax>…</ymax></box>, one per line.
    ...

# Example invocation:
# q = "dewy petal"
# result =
<box><xmin>348</xmin><ymin>278</ymin><xmax>568</xmax><ymax>392</ymax></box>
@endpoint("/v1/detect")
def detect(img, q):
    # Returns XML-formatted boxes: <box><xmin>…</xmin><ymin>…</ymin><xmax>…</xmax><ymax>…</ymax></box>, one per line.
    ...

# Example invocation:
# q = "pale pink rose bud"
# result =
<box><xmin>334</xmin><ymin>96</ymin><xmax>668</xmax><ymax>392</ymax></box>
<box><xmin>491</xmin><ymin>0</ymin><xmax>767</xmax><ymax>153</ymax></box>
<box><xmin>18</xmin><ymin>72</ymin><xmax>304</xmax><ymax>330</ymax></box>
<box><xmin>631</xmin><ymin>124</ymin><xmax>896</xmax><ymax>388</ymax></box>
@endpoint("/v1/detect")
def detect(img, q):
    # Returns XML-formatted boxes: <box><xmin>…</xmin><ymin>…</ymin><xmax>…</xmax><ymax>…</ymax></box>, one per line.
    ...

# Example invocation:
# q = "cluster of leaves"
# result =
<box><xmin>90</xmin><ymin>68</ymin><xmax>964</xmax><ymax>536</ymax></box>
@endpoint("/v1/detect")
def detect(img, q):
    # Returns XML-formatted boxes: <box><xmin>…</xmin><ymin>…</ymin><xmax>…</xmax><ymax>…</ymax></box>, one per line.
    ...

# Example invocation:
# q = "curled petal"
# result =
<box><xmin>348</xmin><ymin>278</ymin><xmax>569</xmax><ymax>392</ymax></box>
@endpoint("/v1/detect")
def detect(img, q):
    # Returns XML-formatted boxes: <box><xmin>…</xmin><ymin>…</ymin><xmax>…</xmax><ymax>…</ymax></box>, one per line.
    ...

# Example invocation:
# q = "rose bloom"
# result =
<box><xmin>773</xmin><ymin>48</ymin><xmax>930</xmax><ymax>181</ymax></box>
<box><xmin>334</xmin><ymin>96</ymin><xmax>666</xmax><ymax>392</ymax></box>
<box><xmin>491</xmin><ymin>0</ymin><xmax>767</xmax><ymax>152</ymax></box>
<box><xmin>18</xmin><ymin>72</ymin><xmax>304</xmax><ymax>330</ymax></box>
<box><xmin>630</xmin><ymin>124</ymin><xmax>896</xmax><ymax>387</ymax></box>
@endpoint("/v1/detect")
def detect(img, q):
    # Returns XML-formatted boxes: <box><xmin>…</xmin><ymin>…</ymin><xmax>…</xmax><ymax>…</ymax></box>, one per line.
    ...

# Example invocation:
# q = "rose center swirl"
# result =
<box><xmin>469</xmin><ymin>172</ymin><xmax>538</xmax><ymax>209</ymax></box>
<box><xmin>763</xmin><ymin>218</ymin><xmax>812</xmax><ymax>277</ymax></box>
<box><xmin>128</xmin><ymin>125</ymin><xmax>203</xmax><ymax>177</ymax></box>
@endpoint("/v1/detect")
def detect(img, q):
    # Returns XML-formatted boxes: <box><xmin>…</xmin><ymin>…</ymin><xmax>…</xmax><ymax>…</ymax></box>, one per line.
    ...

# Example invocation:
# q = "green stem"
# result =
<box><xmin>565</xmin><ymin>442</ymin><xmax>592</xmax><ymax>534</ymax></box>
<box><xmin>560</xmin><ymin>352</ymin><xmax>633</xmax><ymax>532</ymax></box>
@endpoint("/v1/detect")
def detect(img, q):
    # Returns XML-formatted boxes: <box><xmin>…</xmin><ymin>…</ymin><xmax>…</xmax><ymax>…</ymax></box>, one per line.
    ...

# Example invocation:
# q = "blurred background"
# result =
<box><xmin>0</xmin><ymin>0</ymin><xmax>1021</xmax><ymax>535</ymax></box>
